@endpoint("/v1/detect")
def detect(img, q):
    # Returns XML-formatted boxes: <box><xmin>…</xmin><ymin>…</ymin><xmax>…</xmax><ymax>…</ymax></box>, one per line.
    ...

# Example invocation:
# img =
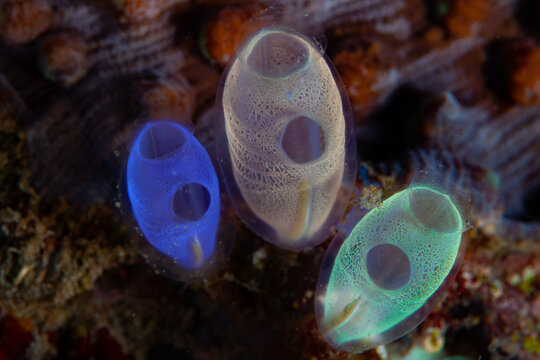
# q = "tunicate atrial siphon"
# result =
<box><xmin>315</xmin><ymin>181</ymin><xmax>469</xmax><ymax>353</ymax></box>
<box><xmin>215</xmin><ymin>9</ymin><xmax>357</xmax><ymax>250</ymax></box>
<box><xmin>126</xmin><ymin>121</ymin><xmax>229</xmax><ymax>280</ymax></box>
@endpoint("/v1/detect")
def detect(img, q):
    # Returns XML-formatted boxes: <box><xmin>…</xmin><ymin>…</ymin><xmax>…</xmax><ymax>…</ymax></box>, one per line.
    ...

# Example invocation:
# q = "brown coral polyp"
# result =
<box><xmin>40</xmin><ymin>33</ymin><xmax>88</xmax><ymax>86</ymax></box>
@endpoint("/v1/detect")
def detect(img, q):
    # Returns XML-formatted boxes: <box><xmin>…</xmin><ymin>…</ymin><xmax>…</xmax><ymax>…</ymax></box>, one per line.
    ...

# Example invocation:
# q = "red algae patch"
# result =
<box><xmin>0</xmin><ymin>314</ymin><xmax>34</xmax><ymax>360</ymax></box>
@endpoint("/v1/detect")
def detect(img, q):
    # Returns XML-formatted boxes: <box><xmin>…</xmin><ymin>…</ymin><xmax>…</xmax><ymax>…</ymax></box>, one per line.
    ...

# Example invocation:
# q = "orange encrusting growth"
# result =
<box><xmin>333</xmin><ymin>49</ymin><xmax>380</xmax><ymax>117</ymax></box>
<box><xmin>115</xmin><ymin>0</ymin><xmax>169</xmax><ymax>22</ymax></box>
<box><xmin>445</xmin><ymin>0</ymin><xmax>488</xmax><ymax>38</ymax></box>
<box><xmin>510</xmin><ymin>47</ymin><xmax>540</xmax><ymax>105</ymax></box>
<box><xmin>423</xmin><ymin>27</ymin><xmax>445</xmax><ymax>47</ymax></box>
<box><xmin>143</xmin><ymin>78</ymin><xmax>195</xmax><ymax>119</ymax></box>
<box><xmin>204</xmin><ymin>5</ymin><xmax>263</xmax><ymax>68</ymax></box>
<box><xmin>0</xmin><ymin>0</ymin><xmax>52</xmax><ymax>45</ymax></box>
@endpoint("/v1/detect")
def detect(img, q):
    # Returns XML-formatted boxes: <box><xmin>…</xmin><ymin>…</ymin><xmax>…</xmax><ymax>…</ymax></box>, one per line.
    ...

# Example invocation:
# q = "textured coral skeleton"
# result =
<box><xmin>1</xmin><ymin>0</ymin><xmax>540</xmax><ymax>359</ymax></box>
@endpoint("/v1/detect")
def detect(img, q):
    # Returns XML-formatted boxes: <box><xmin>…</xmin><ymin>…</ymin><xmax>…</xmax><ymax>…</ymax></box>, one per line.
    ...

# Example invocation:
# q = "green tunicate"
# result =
<box><xmin>316</xmin><ymin>185</ymin><xmax>465</xmax><ymax>353</ymax></box>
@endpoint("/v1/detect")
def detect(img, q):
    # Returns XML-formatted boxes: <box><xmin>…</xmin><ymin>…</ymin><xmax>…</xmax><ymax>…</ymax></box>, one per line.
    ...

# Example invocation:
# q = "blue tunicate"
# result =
<box><xmin>126</xmin><ymin>121</ymin><xmax>220</xmax><ymax>271</ymax></box>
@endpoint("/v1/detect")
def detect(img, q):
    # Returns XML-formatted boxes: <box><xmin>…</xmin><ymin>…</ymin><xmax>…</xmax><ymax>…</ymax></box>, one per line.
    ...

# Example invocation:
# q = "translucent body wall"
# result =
<box><xmin>315</xmin><ymin>185</ymin><xmax>467</xmax><ymax>353</ymax></box>
<box><xmin>126</xmin><ymin>122</ymin><xmax>221</xmax><ymax>272</ymax></box>
<box><xmin>216</xmin><ymin>23</ymin><xmax>356</xmax><ymax>250</ymax></box>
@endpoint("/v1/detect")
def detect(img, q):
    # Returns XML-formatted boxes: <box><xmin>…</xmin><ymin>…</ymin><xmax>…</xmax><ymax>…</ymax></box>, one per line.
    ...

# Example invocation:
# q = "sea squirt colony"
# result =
<box><xmin>2</xmin><ymin>0</ymin><xmax>539</xmax><ymax>357</ymax></box>
<box><xmin>122</xmin><ymin>9</ymin><xmax>466</xmax><ymax>352</ymax></box>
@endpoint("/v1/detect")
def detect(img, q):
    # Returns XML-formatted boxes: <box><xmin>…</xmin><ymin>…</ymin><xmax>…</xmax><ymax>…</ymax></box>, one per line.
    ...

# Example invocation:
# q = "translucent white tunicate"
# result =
<box><xmin>215</xmin><ymin>11</ymin><xmax>356</xmax><ymax>250</ymax></box>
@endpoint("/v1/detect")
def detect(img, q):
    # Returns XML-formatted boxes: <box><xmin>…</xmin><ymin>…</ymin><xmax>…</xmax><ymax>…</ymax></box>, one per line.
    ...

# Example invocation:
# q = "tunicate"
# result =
<box><xmin>126</xmin><ymin>121</ymin><xmax>222</xmax><ymax>277</ymax></box>
<box><xmin>315</xmin><ymin>183</ymin><xmax>468</xmax><ymax>352</ymax></box>
<box><xmin>215</xmin><ymin>10</ymin><xmax>356</xmax><ymax>250</ymax></box>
